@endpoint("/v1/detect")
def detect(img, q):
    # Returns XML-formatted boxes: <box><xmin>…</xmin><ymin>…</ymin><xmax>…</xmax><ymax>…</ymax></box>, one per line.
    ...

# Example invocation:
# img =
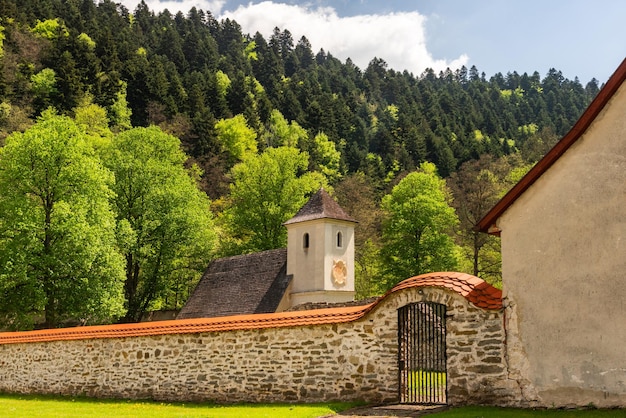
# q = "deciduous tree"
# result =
<box><xmin>105</xmin><ymin>126</ymin><xmax>216</xmax><ymax>322</ymax></box>
<box><xmin>448</xmin><ymin>155</ymin><xmax>508</xmax><ymax>285</ymax></box>
<box><xmin>214</xmin><ymin>114</ymin><xmax>257</xmax><ymax>163</ymax></box>
<box><xmin>0</xmin><ymin>114</ymin><xmax>125</xmax><ymax>329</ymax></box>
<box><xmin>379</xmin><ymin>162</ymin><xmax>460</xmax><ymax>289</ymax></box>
<box><xmin>310</xmin><ymin>132</ymin><xmax>343</xmax><ymax>184</ymax></box>
<box><xmin>263</xmin><ymin>109</ymin><xmax>307</xmax><ymax>148</ymax></box>
<box><xmin>221</xmin><ymin>146</ymin><xmax>325</xmax><ymax>254</ymax></box>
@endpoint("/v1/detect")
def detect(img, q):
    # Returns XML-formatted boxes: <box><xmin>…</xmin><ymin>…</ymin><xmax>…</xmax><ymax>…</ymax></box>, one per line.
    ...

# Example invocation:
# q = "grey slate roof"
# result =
<box><xmin>177</xmin><ymin>248</ymin><xmax>291</xmax><ymax>319</ymax></box>
<box><xmin>284</xmin><ymin>188</ymin><xmax>357</xmax><ymax>225</ymax></box>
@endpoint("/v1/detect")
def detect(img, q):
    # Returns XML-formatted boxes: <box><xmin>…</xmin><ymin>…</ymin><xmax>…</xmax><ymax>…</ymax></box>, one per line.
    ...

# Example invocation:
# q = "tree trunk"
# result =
<box><xmin>473</xmin><ymin>231</ymin><xmax>480</xmax><ymax>277</ymax></box>
<box><xmin>42</xmin><ymin>196</ymin><xmax>56</xmax><ymax>328</ymax></box>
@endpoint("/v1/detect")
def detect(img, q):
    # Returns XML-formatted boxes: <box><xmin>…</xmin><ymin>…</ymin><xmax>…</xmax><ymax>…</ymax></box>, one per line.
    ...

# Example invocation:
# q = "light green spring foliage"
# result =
<box><xmin>107</xmin><ymin>81</ymin><xmax>132</xmax><ymax>131</ymax></box>
<box><xmin>30</xmin><ymin>68</ymin><xmax>57</xmax><ymax>97</ymax></box>
<box><xmin>262</xmin><ymin>111</ymin><xmax>341</xmax><ymax>183</ymax></box>
<box><xmin>244</xmin><ymin>40</ymin><xmax>258</xmax><ymax>61</ymax></box>
<box><xmin>379</xmin><ymin>162</ymin><xmax>460</xmax><ymax>289</ymax></box>
<box><xmin>77</xmin><ymin>32</ymin><xmax>96</xmax><ymax>50</ymax></box>
<box><xmin>386</xmin><ymin>104</ymin><xmax>399</xmax><ymax>121</ymax></box>
<box><xmin>311</xmin><ymin>132</ymin><xmax>342</xmax><ymax>184</ymax></box>
<box><xmin>0</xmin><ymin>115</ymin><xmax>125</xmax><ymax>329</ymax></box>
<box><xmin>215</xmin><ymin>70</ymin><xmax>231</xmax><ymax>98</ymax></box>
<box><xmin>504</xmin><ymin>163</ymin><xmax>533</xmax><ymax>193</ymax></box>
<box><xmin>74</xmin><ymin>96</ymin><xmax>112</xmax><ymax>143</ymax></box>
<box><xmin>265</xmin><ymin>109</ymin><xmax>308</xmax><ymax>148</ymax></box>
<box><xmin>222</xmin><ymin>146</ymin><xmax>325</xmax><ymax>255</ymax></box>
<box><xmin>215</xmin><ymin>114</ymin><xmax>258</xmax><ymax>163</ymax></box>
<box><xmin>30</xmin><ymin>19</ymin><xmax>68</xmax><ymax>39</ymax></box>
<box><xmin>105</xmin><ymin>126</ymin><xmax>215</xmax><ymax>322</ymax></box>
<box><xmin>0</xmin><ymin>25</ymin><xmax>5</xmax><ymax>58</ymax></box>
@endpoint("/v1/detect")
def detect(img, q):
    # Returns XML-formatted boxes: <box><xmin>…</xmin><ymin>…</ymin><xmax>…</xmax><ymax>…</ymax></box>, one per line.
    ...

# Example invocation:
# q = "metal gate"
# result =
<box><xmin>398</xmin><ymin>302</ymin><xmax>447</xmax><ymax>404</ymax></box>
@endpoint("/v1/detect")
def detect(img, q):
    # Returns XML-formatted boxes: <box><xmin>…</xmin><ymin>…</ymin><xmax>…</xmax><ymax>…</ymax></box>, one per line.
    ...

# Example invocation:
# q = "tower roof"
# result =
<box><xmin>284</xmin><ymin>188</ymin><xmax>357</xmax><ymax>225</ymax></box>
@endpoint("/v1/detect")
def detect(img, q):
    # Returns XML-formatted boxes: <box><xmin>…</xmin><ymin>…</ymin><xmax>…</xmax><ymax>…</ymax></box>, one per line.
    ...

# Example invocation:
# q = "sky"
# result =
<box><xmin>117</xmin><ymin>0</ymin><xmax>626</xmax><ymax>84</ymax></box>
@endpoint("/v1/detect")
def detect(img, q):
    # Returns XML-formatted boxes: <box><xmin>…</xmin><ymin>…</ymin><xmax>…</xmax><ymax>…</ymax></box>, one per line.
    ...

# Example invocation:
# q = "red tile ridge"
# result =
<box><xmin>386</xmin><ymin>271</ymin><xmax>502</xmax><ymax>310</ymax></box>
<box><xmin>0</xmin><ymin>304</ymin><xmax>377</xmax><ymax>345</ymax></box>
<box><xmin>0</xmin><ymin>272</ymin><xmax>501</xmax><ymax>345</ymax></box>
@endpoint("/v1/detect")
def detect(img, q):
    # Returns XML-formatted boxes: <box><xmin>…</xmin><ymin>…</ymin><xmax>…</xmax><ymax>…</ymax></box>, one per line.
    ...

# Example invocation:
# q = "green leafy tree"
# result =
<box><xmin>73</xmin><ymin>96</ymin><xmax>112</xmax><ymax>141</ymax></box>
<box><xmin>77</xmin><ymin>33</ymin><xmax>96</xmax><ymax>51</ymax></box>
<box><xmin>263</xmin><ymin>109</ymin><xmax>308</xmax><ymax>148</ymax></box>
<box><xmin>107</xmin><ymin>81</ymin><xmax>132</xmax><ymax>132</ymax></box>
<box><xmin>448</xmin><ymin>154</ymin><xmax>533</xmax><ymax>287</ymax></box>
<box><xmin>105</xmin><ymin>126</ymin><xmax>216</xmax><ymax>323</ymax></box>
<box><xmin>30</xmin><ymin>68</ymin><xmax>57</xmax><ymax>110</ymax></box>
<box><xmin>214</xmin><ymin>114</ymin><xmax>257</xmax><ymax>163</ymax></box>
<box><xmin>310</xmin><ymin>132</ymin><xmax>343</xmax><ymax>184</ymax></box>
<box><xmin>30</xmin><ymin>19</ymin><xmax>68</xmax><ymax>40</ymax></box>
<box><xmin>0</xmin><ymin>114</ymin><xmax>125</xmax><ymax>330</ymax></box>
<box><xmin>222</xmin><ymin>146</ymin><xmax>325</xmax><ymax>254</ymax></box>
<box><xmin>379</xmin><ymin>162</ymin><xmax>460</xmax><ymax>289</ymax></box>
<box><xmin>0</xmin><ymin>24</ymin><xmax>5</xmax><ymax>59</ymax></box>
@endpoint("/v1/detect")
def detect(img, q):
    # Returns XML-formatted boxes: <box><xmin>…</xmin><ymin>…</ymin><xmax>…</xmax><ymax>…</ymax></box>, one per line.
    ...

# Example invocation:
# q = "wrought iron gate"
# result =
<box><xmin>398</xmin><ymin>302</ymin><xmax>447</xmax><ymax>404</ymax></box>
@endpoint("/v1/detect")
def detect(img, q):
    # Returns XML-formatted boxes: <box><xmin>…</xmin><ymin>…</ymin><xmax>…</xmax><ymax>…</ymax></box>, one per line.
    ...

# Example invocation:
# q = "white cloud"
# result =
<box><xmin>116</xmin><ymin>1</ymin><xmax>468</xmax><ymax>75</ymax></box>
<box><xmin>222</xmin><ymin>2</ymin><xmax>468</xmax><ymax>75</ymax></box>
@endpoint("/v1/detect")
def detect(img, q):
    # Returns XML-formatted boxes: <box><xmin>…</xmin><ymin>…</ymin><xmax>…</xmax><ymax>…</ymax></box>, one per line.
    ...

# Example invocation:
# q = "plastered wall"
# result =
<box><xmin>497</xmin><ymin>82</ymin><xmax>626</xmax><ymax>408</ymax></box>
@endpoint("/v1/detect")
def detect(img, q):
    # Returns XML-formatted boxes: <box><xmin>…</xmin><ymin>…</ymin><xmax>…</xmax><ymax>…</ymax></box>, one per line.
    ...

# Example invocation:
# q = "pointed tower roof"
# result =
<box><xmin>284</xmin><ymin>188</ymin><xmax>357</xmax><ymax>225</ymax></box>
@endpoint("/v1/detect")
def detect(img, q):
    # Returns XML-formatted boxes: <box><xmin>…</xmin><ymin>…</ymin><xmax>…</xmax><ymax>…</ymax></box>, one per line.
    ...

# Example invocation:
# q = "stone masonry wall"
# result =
<box><xmin>0</xmin><ymin>286</ymin><xmax>518</xmax><ymax>405</ymax></box>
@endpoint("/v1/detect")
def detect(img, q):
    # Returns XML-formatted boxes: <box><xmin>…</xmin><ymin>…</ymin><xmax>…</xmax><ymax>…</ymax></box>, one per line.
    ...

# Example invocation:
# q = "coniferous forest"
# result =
<box><xmin>0</xmin><ymin>0</ymin><xmax>603</xmax><ymax>328</ymax></box>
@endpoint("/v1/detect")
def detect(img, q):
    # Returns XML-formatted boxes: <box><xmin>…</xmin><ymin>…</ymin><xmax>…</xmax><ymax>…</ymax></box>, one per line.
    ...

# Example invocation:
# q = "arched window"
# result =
<box><xmin>303</xmin><ymin>233</ymin><xmax>310</xmax><ymax>249</ymax></box>
<box><xmin>336</xmin><ymin>231</ymin><xmax>343</xmax><ymax>248</ymax></box>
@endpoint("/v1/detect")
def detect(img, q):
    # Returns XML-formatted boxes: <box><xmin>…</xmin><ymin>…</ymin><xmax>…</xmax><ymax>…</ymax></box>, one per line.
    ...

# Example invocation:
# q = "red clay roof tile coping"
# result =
<box><xmin>0</xmin><ymin>272</ymin><xmax>501</xmax><ymax>345</ymax></box>
<box><xmin>476</xmin><ymin>57</ymin><xmax>626</xmax><ymax>235</ymax></box>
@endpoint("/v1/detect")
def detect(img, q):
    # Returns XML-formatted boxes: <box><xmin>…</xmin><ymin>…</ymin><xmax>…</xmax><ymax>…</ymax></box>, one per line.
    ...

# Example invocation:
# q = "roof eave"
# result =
<box><xmin>283</xmin><ymin>215</ymin><xmax>358</xmax><ymax>226</ymax></box>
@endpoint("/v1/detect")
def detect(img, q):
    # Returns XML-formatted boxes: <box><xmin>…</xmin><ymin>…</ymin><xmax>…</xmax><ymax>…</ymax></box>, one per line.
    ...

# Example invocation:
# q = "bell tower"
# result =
<box><xmin>284</xmin><ymin>188</ymin><xmax>357</xmax><ymax>307</ymax></box>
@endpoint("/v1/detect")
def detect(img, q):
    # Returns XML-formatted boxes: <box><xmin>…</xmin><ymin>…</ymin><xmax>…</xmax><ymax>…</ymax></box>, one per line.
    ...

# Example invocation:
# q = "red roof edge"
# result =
<box><xmin>0</xmin><ymin>272</ymin><xmax>500</xmax><ymax>345</ymax></box>
<box><xmin>476</xmin><ymin>57</ymin><xmax>626</xmax><ymax>234</ymax></box>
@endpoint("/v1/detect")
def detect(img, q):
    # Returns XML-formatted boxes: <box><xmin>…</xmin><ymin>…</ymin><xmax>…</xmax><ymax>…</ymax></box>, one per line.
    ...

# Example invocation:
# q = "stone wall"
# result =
<box><xmin>0</xmin><ymin>277</ymin><xmax>518</xmax><ymax>405</ymax></box>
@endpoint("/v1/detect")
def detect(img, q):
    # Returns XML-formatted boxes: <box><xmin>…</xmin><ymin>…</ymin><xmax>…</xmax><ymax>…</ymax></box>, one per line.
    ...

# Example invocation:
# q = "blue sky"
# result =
<box><xmin>118</xmin><ymin>0</ymin><xmax>626</xmax><ymax>84</ymax></box>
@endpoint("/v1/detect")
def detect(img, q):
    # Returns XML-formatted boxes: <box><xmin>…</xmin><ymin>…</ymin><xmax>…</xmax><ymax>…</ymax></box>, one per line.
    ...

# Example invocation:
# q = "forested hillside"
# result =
<box><xmin>0</xmin><ymin>0</ymin><xmax>602</xmax><ymax>328</ymax></box>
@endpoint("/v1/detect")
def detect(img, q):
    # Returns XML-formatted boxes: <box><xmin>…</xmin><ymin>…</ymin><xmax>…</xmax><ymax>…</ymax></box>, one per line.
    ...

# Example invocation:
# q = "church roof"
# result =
<box><xmin>177</xmin><ymin>248</ymin><xmax>291</xmax><ymax>319</ymax></box>
<box><xmin>284</xmin><ymin>188</ymin><xmax>357</xmax><ymax>225</ymax></box>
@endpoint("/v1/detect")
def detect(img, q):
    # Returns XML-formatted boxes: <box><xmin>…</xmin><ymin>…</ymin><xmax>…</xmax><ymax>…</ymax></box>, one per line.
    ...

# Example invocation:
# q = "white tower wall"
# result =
<box><xmin>286</xmin><ymin>219</ymin><xmax>355</xmax><ymax>307</ymax></box>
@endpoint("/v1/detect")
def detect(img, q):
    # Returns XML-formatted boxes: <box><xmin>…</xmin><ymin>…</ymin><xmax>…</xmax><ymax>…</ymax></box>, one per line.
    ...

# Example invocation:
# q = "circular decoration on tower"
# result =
<box><xmin>332</xmin><ymin>259</ymin><xmax>348</xmax><ymax>287</ymax></box>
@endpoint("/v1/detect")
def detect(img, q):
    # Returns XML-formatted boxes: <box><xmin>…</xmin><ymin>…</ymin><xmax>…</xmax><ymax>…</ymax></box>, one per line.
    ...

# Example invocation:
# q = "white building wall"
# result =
<box><xmin>286</xmin><ymin>219</ymin><xmax>355</xmax><ymax>307</ymax></box>
<box><xmin>496</xmin><ymin>82</ymin><xmax>626</xmax><ymax>407</ymax></box>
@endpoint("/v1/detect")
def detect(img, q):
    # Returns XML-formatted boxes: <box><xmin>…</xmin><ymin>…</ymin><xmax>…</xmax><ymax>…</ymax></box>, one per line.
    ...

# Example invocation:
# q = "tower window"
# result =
<box><xmin>303</xmin><ymin>233</ymin><xmax>310</xmax><ymax>249</ymax></box>
<box><xmin>336</xmin><ymin>231</ymin><xmax>343</xmax><ymax>248</ymax></box>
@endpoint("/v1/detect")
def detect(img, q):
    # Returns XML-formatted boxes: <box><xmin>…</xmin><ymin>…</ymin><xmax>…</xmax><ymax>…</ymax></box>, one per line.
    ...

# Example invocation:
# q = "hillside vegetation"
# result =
<box><xmin>0</xmin><ymin>0</ymin><xmax>601</xmax><ymax>328</ymax></box>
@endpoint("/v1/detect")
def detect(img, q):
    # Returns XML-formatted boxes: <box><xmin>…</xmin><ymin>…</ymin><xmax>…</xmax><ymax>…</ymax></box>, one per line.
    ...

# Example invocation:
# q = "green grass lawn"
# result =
<box><xmin>2</xmin><ymin>394</ymin><xmax>625</xmax><ymax>418</ymax></box>
<box><xmin>0</xmin><ymin>394</ymin><xmax>360</xmax><ymax>418</ymax></box>
<box><xmin>401</xmin><ymin>370</ymin><xmax>447</xmax><ymax>403</ymax></box>
<box><xmin>430</xmin><ymin>406</ymin><xmax>626</xmax><ymax>417</ymax></box>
